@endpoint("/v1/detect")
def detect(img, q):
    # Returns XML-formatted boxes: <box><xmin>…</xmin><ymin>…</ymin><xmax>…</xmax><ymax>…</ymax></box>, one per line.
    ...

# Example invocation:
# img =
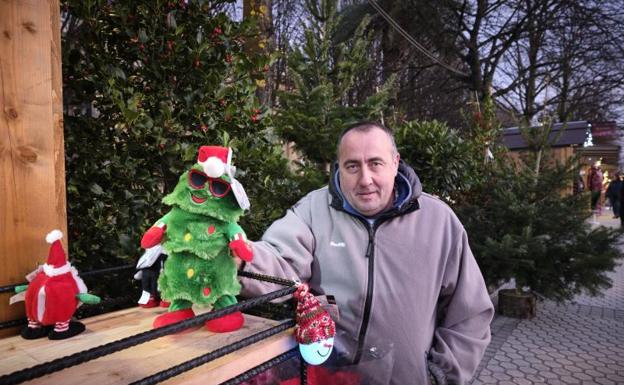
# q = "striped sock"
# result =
<box><xmin>54</xmin><ymin>320</ymin><xmax>70</xmax><ymax>333</ymax></box>
<box><xmin>28</xmin><ymin>319</ymin><xmax>41</xmax><ymax>329</ymax></box>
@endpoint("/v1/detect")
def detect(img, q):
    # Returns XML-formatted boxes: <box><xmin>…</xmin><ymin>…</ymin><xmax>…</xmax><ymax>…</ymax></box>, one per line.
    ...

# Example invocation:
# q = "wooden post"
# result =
<box><xmin>0</xmin><ymin>0</ymin><xmax>66</xmax><ymax>336</ymax></box>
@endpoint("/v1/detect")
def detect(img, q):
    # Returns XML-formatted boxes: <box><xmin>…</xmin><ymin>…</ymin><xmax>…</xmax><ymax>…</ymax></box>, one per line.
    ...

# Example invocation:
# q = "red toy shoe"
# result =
<box><xmin>139</xmin><ymin>297</ymin><xmax>159</xmax><ymax>308</ymax></box>
<box><xmin>205</xmin><ymin>311</ymin><xmax>244</xmax><ymax>333</ymax></box>
<box><xmin>153</xmin><ymin>308</ymin><xmax>195</xmax><ymax>329</ymax></box>
<box><xmin>159</xmin><ymin>300</ymin><xmax>171</xmax><ymax>308</ymax></box>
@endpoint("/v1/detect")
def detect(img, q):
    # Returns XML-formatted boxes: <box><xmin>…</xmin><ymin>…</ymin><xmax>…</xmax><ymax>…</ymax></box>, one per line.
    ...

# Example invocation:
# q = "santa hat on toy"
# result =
<box><xmin>45</xmin><ymin>230</ymin><xmax>67</xmax><ymax>268</ymax></box>
<box><xmin>198</xmin><ymin>146</ymin><xmax>232</xmax><ymax>178</ymax></box>
<box><xmin>294</xmin><ymin>284</ymin><xmax>336</xmax><ymax>345</ymax></box>
<box><xmin>196</xmin><ymin>146</ymin><xmax>250</xmax><ymax>210</ymax></box>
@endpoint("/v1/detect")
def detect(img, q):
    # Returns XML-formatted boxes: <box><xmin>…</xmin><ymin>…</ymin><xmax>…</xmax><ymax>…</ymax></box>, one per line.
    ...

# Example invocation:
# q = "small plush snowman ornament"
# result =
<box><xmin>293</xmin><ymin>284</ymin><xmax>336</xmax><ymax>365</ymax></box>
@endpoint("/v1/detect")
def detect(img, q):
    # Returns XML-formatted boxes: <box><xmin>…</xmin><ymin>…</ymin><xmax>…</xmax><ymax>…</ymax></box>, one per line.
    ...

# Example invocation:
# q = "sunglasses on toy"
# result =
<box><xmin>188</xmin><ymin>169</ymin><xmax>231</xmax><ymax>197</ymax></box>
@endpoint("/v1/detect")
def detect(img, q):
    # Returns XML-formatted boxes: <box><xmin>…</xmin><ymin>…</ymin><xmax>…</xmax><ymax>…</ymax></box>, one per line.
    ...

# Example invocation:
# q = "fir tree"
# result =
<box><xmin>275</xmin><ymin>0</ymin><xmax>394</xmax><ymax>174</ymax></box>
<box><xmin>457</xmin><ymin>117</ymin><xmax>623</xmax><ymax>301</ymax></box>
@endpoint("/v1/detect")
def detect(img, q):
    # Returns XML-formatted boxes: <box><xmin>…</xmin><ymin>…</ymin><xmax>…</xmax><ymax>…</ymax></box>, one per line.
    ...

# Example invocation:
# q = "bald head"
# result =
<box><xmin>336</xmin><ymin>122</ymin><xmax>398</xmax><ymax>159</ymax></box>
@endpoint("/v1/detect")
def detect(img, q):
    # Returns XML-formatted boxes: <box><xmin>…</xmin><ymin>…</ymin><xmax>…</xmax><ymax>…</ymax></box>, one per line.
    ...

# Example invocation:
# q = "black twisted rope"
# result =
<box><xmin>130</xmin><ymin>319</ymin><xmax>296</xmax><ymax>385</ymax></box>
<box><xmin>0</xmin><ymin>318</ymin><xmax>26</xmax><ymax>330</ymax></box>
<box><xmin>217</xmin><ymin>348</ymin><xmax>299</xmax><ymax>385</ymax></box>
<box><xmin>300</xmin><ymin>356</ymin><xmax>308</xmax><ymax>385</ymax></box>
<box><xmin>0</xmin><ymin>264</ymin><xmax>133</xmax><ymax>294</ymax></box>
<box><xmin>237</xmin><ymin>270</ymin><xmax>297</xmax><ymax>287</ymax></box>
<box><xmin>0</xmin><ymin>285</ymin><xmax>297</xmax><ymax>385</ymax></box>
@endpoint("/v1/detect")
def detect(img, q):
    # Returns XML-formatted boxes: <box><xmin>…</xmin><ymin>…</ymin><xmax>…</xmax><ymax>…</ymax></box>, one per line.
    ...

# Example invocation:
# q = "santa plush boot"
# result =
<box><xmin>21</xmin><ymin>318</ymin><xmax>52</xmax><ymax>340</ymax></box>
<box><xmin>48</xmin><ymin>319</ymin><xmax>86</xmax><ymax>340</ymax></box>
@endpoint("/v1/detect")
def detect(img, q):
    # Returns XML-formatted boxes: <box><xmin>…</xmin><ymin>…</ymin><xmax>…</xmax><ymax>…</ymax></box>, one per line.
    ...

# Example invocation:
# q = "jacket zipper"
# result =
<box><xmin>353</xmin><ymin>224</ymin><xmax>376</xmax><ymax>364</ymax></box>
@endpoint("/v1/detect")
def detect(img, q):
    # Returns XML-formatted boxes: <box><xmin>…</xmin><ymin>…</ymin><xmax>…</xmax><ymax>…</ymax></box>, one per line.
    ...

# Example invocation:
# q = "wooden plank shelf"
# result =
<box><xmin>0</xmin><ymin>306</ymin><xmax>297</xmax><ymax>384</ymax></box>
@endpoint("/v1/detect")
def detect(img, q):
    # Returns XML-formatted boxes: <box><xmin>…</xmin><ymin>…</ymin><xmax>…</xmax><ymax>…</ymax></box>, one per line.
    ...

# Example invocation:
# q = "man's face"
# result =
<box><xmin>338</xmin><ymin>127</ymin><xmax>400</xmax><ymax>217</ymax></box>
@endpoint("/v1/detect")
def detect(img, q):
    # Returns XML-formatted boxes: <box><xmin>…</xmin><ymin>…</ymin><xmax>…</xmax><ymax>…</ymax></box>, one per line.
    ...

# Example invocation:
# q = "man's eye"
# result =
<box><xmin>346</xmin><ymin>165</ymin><xmax>359</xmax><ymax>172</ymax></box>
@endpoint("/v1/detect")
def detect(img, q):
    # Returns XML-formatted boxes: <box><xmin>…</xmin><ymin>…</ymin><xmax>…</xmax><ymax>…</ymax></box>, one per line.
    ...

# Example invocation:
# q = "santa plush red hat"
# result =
<box><xmin>45</xmin><ymin>230</ymin><xmax>66</xmax><ymax>268</ymax></box>
<box><xmin>196</xmin><ymin>145</ymin><xmax>250</xmax><ymax>210</ymax></box>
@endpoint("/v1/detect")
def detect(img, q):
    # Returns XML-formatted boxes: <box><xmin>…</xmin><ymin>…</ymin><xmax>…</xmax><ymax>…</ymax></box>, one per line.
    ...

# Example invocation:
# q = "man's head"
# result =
<box><xmin>337</xmin><ymin>122</ymin><xmax>400</xmax><ymax>217</ymax></box>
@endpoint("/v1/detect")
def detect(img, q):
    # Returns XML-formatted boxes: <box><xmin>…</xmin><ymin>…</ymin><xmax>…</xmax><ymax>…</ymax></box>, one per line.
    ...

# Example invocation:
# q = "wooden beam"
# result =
<box><xmin>0</xmin><ymin>307</ymin><xmax>297</xmax><ymax>384</ymax></box>
<box><xmin>0</xmin><ymin>0</ymin><xmax>66</xmax><ymax>336</ymax></box>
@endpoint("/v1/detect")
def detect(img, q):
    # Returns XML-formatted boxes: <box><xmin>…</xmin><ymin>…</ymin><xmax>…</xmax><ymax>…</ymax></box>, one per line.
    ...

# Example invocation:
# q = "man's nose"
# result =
<box><xmin>359</xmin><ymin>167</ymin><xmax>373</xmax><ymax>185</ymax></box>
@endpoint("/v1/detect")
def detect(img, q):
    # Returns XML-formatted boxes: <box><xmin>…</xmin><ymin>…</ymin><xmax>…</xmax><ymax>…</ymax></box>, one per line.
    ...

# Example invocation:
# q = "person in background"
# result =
<box><xmin>587</xmin><ymin>160</ymin><xmax>604</xmax><ymax>214</ymax></box>
<box><xmin>573</xmin><ymin>170</ymin><xmax>585</xmax><ymax>195</ymax></box>
<box><xmin>237</xmin><ymin>121</ymin><xmax>494</xmax><ymax>385</ymax></box>
<box><xmin>606</xmin><ymin>171</ymin><xmax>622</xmax><ymax>219</ymax></box>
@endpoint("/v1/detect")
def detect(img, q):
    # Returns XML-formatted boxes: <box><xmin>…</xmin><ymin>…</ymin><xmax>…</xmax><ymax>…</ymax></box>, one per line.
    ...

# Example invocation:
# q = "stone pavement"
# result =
<box><xmin>469</xmin><ymin>211</ymin><xmax>624</xmax><ymax>385</ymax></box>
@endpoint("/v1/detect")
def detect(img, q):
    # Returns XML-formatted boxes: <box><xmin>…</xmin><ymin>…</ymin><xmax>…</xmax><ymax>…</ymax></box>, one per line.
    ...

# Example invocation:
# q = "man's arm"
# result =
<box><xmin>237</xmin><ymin>204</ymin><xmax>316</xmax><ymax>297</ymax></box>
<box><xmin>428</xmin><ymin>230</ymin><xmax>495</xmax><ymax>385</ymax></box>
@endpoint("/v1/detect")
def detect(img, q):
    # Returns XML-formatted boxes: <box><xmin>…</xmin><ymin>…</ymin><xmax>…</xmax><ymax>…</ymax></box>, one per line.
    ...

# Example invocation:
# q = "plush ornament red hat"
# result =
<box><xmin>294</xmin><ymin>284</ymin><xmax>336</xmax><ymax>344</ymax></box>
<box><xmin>45</xmin><ymin>230</ymin><xmax>67</xmax><ymax>268</ymax></box>
<box><xmin>197</xmin><ymin>146</ymin><xmax>231</xmax><ymax>178</ymax></box>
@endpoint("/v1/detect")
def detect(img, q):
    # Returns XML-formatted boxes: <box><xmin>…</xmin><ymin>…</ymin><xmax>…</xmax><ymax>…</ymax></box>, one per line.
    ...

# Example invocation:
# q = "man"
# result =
<box><xmin>606</xmin><ymin>172</ymin><xmax>621</xmax><ymax>218</ymax></box>
<box><xmin>238</xmin><ymin>122</ymin><xmax>494</xmax><ymax>385</ymax></box>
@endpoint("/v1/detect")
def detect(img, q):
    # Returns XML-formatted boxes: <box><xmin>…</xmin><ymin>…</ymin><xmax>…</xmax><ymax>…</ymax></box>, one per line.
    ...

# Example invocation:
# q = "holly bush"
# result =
<box><xmin>61</xmin><ymin>0</ymin><xmax>304</xmax><ymax>283</ymax></box>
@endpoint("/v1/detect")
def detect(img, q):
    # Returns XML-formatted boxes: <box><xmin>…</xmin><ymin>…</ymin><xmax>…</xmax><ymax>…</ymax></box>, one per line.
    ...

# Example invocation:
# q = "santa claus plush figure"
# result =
<box><xmin>12</xmin><ymin>230</ymin><xmax>100</xmax><ymax>340</ymax></box>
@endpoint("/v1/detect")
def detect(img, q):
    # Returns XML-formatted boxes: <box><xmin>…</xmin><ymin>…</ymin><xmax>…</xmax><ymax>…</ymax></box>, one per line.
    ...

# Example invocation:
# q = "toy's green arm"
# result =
<box><xmin>76</xmin><ymin>293</ymin><xmax>101</xmax><ymax>305</ymax></box>
<box><xmin>225</xmin><ymin>222</ymin><xmax>246</xmax><ymax>240</ymax></box>
<box><xmin>154</xmin><ymin>211</ymin><xmax>173</xmax><ymax>227</ymax></box>
<box><xmin>14</xmin><ymin>285</ymin><xmax>28</xmax><ymax>294</ymax></box>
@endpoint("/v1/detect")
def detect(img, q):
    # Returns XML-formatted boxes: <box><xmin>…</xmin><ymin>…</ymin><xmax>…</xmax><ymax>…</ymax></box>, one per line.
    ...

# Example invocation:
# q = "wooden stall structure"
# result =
<box><xmin>1</xmin><ymin>0</ymin><xmax>67</xmax><ymax>336</ymax></box>
<box><xmin>0</xmin><ymin>308</ymin><xmax>297</xmax><ymax>384</ymax></box>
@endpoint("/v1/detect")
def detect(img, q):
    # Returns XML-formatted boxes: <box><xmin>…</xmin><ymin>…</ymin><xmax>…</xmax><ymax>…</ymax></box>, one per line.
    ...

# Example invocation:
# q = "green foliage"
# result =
<box><xmin>455</xmin><ymin>122</ymin><xmax>623</xmax><ymax>301</ymax></box>
<box><xmin>61</xmin><ymin>0</ymin><xmax>302</xmax><ymax>283</ymax></box>
<box><xmin>275</xmin><ymin>0</ymin><xmax>393</xmax><ymax>171</ymax></box>
<box><xmin>395</xmin><ymin>120</ymin><xmax>481</xmax><ymax>200</ymax></box>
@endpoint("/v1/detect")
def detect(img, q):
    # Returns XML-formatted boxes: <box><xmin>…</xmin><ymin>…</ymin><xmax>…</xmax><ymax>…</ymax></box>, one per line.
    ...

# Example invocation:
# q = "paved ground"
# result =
<box><xmin>470</xmin><ymin>211</ymin><xmax>624</xmax><ymax>385</ymax></box>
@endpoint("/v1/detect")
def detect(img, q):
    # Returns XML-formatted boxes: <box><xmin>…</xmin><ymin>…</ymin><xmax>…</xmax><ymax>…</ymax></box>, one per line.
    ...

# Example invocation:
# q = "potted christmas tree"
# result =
<box><xmin>457</xmin><ymin>119</ymin><xmax>623</xmax><ymax>318</ymax></box>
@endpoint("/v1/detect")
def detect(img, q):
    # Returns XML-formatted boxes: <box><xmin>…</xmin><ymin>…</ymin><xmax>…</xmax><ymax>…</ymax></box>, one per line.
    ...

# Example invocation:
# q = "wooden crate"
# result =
<box><xmin>0</xmin><ymin>307</ymin><xmax>296</xmax><ymax>384</ymax></box>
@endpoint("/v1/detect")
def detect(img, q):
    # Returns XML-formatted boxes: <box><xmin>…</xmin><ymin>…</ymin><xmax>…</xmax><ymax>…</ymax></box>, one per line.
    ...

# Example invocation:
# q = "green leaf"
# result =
<box><xmin>138</xmin><ymin>28</ymin><xmax>148</xmax><ymax>43</ymax></box>
<box><xmin>90</xmin><ymin>183</ymin><xmax>104</xmax><ymax>195</ymax></box>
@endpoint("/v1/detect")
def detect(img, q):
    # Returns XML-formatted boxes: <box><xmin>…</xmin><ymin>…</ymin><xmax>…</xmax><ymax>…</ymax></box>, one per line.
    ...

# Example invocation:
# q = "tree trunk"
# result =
<box><xmin>243</xmin><ymin>0</ymin><xmax>274</xmax><ymax>105</ymax></box>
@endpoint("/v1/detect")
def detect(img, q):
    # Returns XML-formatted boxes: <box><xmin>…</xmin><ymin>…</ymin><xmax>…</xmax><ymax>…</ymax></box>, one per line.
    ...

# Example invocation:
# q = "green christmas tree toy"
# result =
<box><xmin>140</xmin><ymin>145</ymin><xmax>253</xmax><ymax>332</ymax></box>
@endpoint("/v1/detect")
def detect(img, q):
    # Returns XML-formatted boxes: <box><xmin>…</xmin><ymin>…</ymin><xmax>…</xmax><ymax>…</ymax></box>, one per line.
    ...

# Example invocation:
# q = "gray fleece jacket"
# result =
<box><xmin>240</xmin><ymin>161</ymin><xmax>494</xmax><ymax>385</ymax></box>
